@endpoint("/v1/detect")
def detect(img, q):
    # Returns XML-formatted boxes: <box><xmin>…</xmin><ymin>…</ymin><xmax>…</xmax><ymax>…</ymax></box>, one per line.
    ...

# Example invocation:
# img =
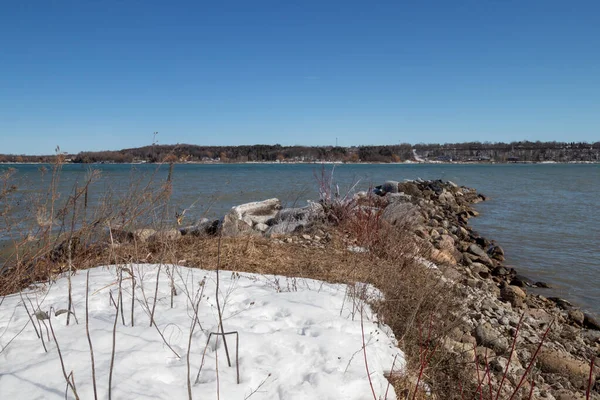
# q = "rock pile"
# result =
<box><xmin>371</xmin><ymin>179</ymin><xmax>599</xmax><ymax>399</ymax></box>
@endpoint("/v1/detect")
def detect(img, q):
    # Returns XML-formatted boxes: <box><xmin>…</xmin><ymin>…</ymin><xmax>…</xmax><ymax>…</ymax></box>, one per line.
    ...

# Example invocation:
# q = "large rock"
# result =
<box><xmin>537</xmin><ymin>349</ymin><xmax>598</xmax><ymax>389</ymax></box>
<box><xmin>180</xmin><ymin>219</ymin><xmax>220</xmax><ymax>237</ymax></box>
<box><xmin>468</xmin><ymin>244</ymin><xmax>493</xmax><ymax>266</ymax></box>
<box><xmin>500</xmin><ymin>285</ymin><xmax>527</xmax><ymax>308</ymax></box>
<box><xmin>133</xmin><ymin>228</ymin><xmax>156</xmax><ymax>242</ymax></box>
<box><xmin>381</xmin><ymin>180</ymin><xmax>399</xmax><ymax>194</ymax></box>
<box><xmin>381</xmin><ymin>201</ymin><xmax>422</xmax><ymax>226</ymax></box>
<box><xmin>221</xmin><ymin>198</ymin><xmax>281</xmax><ymax>236</ymax></box>
<box><xmin>397</xmin><ymin>181</ymin><xmax>422</xmax><ymax>197</ymax></box>
<box><xmin>438</xmin><ymin>190</ymin><xmax>456</xmax><ymax>205</ymax></box>
<box><xmin>473</xmin><ymin>322</ymin><xmax>510</xmax><ymax>354</ymax></box>
<box><xmin>266</xmin><ymin>201</ymin><xmax>324</xmax><ymax>236</ymax></box>
<box><xmin>437</xmin><ymin>234</ymin><xmax>456</xmax><ymax>252</ymax></box>
<box><xmin>584</xmin><ymin>313</ymin><xmax>600</xmax><ymax>331</ymax></box>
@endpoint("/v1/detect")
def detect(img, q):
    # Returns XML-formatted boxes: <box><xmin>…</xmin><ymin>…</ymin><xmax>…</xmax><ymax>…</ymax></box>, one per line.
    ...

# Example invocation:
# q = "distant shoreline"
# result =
<box><xmin>2</xmin><ymin>160</ymin><xmax>599</xmax><ymax>166</ymax></box>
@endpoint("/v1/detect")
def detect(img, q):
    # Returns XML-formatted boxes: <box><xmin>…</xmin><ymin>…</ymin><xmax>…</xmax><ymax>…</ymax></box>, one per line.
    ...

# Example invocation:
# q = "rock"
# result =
<box><xmin>468</xmin><ymin>244</ymin><xmax>493</xmax><ymax>266</ymax></box>
<box><xmin>548</xmin><ymin>297</ymin><xmax>573</xmax><ymax>310</ymax></box>
<box><xmin>180</xmin><ymin>219</ymin><xmax>220</xmax><ymax>237</ymax></box>
<box><xmin>443</xmin><ymin>338</ymin><xmax>475</xmax><ymax>362</ymax></box>
<box><xmin>221</xmin><ymin>213</ymin><xmax>254</xmax><ymax>236</ymax></box>
<box><xmin>475</xmin><ymin>346</ymin><xmax>496</xmax><ymax>361</ymax></box>
<box><xmin>221</xmin><ymin>198</ymin><xmax>281</xmax><ymax>236</ymax></box>
<box><xmin>381</xmin><ymin>201</ymin><xmax>422</xmax><ymax>226</ymax></box>
<box><xmin>254</xmin><ymin>223</ymin><xmax>269</xmax><ymax>232</ymax></box>
<box><xmin>437</xmin><ymin>234</ymin><xmax>455</xmax><ymax>252</ymax></box>
<box><xmin>149</xmin><ymin>229</ymin><xmax>182</xmax><ymax>242</ymax></box>
<box><xmin>568</xmin><ymin>310</ymin><xmax>585</xmax><ymax>326</ymax></box>
<box><xmin>511</xmin><ymin>274</ymin><xmax>534</xmax><ymax>287</ymax></box>
<box><xmin>386</xmin><ymin>192</ymin><xmax>412</xmax><ymax>204</ymax></box>
<box><xmin>537</xmin><ymin>349</ymin><xmax>598</xmax><ymax>389</ymax></box>
<box><xmin>492</xmin><ymin>266</ymin><xmax>510</xmax><ymax>277</ymax></box>
<box><xmin>524</xmin><ymin>308</ymin><xmax>553</xmax><ymax>327</ymax></box>
<box><xmin>397</xmin><ymin>182</ymin><xmax>422</xmax><ymax>197</ymax></box>
<box><xmin>438</xmin><ymin>191</ymin><xmax>456</xmax><ymax>204</ymax></box>
<box><xmin>581</xmin><ymin>330</ymin><xmax>600</xmax><ymax>344</ymax></box>
<box><xmin>49</xmin><ymin>236</ymin><xmax>81</xmax><ymax>262</ymax></box>
<box><xmin>584</xmin><ymin>313</ymin><xmax>600</xmax><ymax>331</ymax></box>
<box><xmin>382</xmin><ymin>180</ymin><xmax>399</xmax><ymax>194</ymax></box>
<box><xmin>474</xmin><ymin>322</ymin><xmax>510</xmax><ymax>354</ymax></box>
<box><xmin>430</xmin><ymin>248</ymin><xmax>457</xmax><ymax>266</ymax></box>
<box><xmin>500</xmin><ymin>285</ymin><xmax>527</xmax><ymax>308</ymax></box>
<box><xmin>133</xmin><ymin>228</ymin><xmax>156</xmax><ymax>243</ymax></box>
<box><xmin>470</xmin><ymin>262</ymin><xmax>490</xmax><ymax>279</ymax></box>
<box><xmin>265</xmin><ymin>201</ymin><xmax>324</xmax><ymax>236</ymax></box>
<box><xmin>488</xmin><ymin>245</ymin><xmax>505</xmax><ymax>260</ymax></box>
<box><xmin>266</xmin><ymin>220</ymin><xmax>303</xmax><ymax>236</ymax></box>
<box><xmin>534</xmin><ymin>281</ymin><xmax>551</xmax><ymax>288</ymax></box>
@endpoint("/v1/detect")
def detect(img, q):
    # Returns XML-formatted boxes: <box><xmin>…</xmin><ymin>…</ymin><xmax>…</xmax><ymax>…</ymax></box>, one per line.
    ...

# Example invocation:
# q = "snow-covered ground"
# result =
<box><xmin>0</xmin><ymin>264</ymin><xmax>405</xmax><ymax>399</ymax></box>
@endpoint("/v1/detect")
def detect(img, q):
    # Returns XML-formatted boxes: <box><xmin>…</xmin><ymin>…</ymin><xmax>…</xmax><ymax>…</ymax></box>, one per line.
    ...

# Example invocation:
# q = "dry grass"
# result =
<box><xmin>0</xmin><ymin>162</ymin><xmax>474</xmax><ymax>399</ymax></box>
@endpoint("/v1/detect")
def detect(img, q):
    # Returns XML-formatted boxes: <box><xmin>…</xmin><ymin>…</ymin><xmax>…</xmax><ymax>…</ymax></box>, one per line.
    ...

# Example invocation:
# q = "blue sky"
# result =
<box><xmin>1</xmin><ymin>1</ymin><xmax>598</xmax><ymax>154</ymax></box>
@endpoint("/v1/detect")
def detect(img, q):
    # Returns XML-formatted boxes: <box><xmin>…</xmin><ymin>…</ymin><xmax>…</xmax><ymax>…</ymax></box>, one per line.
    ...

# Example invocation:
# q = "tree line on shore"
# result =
<box><xmin>1</xmin><ymin>141</ymin><xmax>599</xmax><ymax>163</ymax></box>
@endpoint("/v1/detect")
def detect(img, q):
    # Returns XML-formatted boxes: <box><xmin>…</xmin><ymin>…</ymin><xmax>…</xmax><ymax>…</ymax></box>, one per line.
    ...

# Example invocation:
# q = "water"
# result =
<box><xmin>1</xmin><ymin>163</ymin><xmax>598</xmax><ymax>316</ymax></box>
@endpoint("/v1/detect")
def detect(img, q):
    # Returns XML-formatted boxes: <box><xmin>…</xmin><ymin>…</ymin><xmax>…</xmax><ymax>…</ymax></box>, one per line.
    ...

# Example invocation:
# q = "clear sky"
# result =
<box><xmin>1</xmin><ymin>0</ymin><xmax>598</xmax><ymax>154</ymax></box>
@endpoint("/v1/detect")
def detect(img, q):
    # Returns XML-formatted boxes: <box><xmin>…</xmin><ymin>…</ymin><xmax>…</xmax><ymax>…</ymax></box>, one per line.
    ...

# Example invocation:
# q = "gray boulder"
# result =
<box><xmin>468</xmin><ymin>244</ymin><xmax>494</xmax><ymax>266</ymax></box>
<box><xmin>474</xmin><ymin>322</ymin><xmax>510</xmax><ymax>354</ymax></box>
<box><xmin>381</xmin><ymin>201</ymin><xmax>422</xmax><ymax>226</ymax></box>
<box><xmin>266</xmin><ymin>201</ymin><xmax>324</xmax><ymax>236</ymax></box>
<box><xmin>221</xmin><ymin>198</ymin><xmax>281</xmax><ymax>236</ymax></box>
<box><xmin>381</xmin><ymin>180</ymin><xmax>399</xmax><ymax>194</ymax></box>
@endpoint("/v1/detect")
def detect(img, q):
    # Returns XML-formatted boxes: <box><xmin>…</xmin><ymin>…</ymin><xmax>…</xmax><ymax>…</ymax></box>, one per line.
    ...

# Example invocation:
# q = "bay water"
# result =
<box><xmin>2</xmin><ymin>163</ymin><xmax>598</xmax><ymax>316</ymax></box>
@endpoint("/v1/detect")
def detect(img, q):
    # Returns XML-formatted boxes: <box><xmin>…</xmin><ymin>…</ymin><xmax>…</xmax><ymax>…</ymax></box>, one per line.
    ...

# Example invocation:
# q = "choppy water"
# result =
<box><xmin>1</xmin><ymin>163</ymin><xmax>598</xmax><ymax>316</ymax></box>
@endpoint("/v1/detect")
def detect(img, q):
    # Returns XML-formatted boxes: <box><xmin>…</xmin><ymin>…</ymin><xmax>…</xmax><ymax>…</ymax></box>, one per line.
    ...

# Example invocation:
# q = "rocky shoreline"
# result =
<box><xmin>107</xmin><ymin>179</ymin><xmax>599</xmax><ymax>398</ymax></box>
<box><xmin>371</xmin><ymin>179</ymin><xmax>599</xmax><ymax>399</ymax></box>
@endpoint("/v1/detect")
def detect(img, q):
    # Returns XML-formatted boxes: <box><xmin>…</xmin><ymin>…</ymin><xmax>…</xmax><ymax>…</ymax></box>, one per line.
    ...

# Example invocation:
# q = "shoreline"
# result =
<box><xmin>2</xmin><ymin>160</ymin><xmax>600</xmax><ymax>167</ymax></box>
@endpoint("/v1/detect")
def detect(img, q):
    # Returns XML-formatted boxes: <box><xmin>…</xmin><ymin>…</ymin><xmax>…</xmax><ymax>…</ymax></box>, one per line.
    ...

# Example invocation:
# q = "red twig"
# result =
<box><xmin>527</xmin><ymin>376</ymin><xmax>535</xmax><ymax>399</ymax></box>
<box><xmin>472</xmin><ymin>343</ymin><xmax>484</xmax><ymax>400</ymax></box>
<box><xmin>496</xmin><ymin>313</ymin><xmax>524</xmax><ymax>400</ymax></box>
<box><xmin>586</xmin><ymin>356</ymin><xmax>596</xmax><ymax>400</ymax></box>
<box><xmin>384</xmin><ymin>354</ymin><xmax>398</xmax><ymax>400</ymax></box>
<box><xmin>508</xmin><ymin>320</ymin><xmax>554</xmax><ymax>400</ymax></box>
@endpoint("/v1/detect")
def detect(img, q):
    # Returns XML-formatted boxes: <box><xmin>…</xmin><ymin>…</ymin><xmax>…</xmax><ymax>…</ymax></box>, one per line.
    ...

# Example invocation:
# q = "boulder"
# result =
<box><xmin>468</xmin><ymin>244</ymin><xmax>493</xmax><ymax>266</ymax></box>
<box><xmin>584</xmin><ymin>313</ymin><xmax>600</xmax><ymax>331</ymax></box>
<box><xmin>537</xmin><ymin>349</ymin><xmax>598</xmax><ymax>389</ymax></box>
<box><xmin>180</xmin><ymin>219</ymin><xmax>219</xmax><ymax>237</ymax></box>
<box><xmin>397</xmin><ymin>181</ymin><xmax>422</xmax><ymax>197</ymax></box>
<box><xmin>221</xmin><ymin>198</ymin><xmax>281</xmax><ymax>236</ymax></box>
<box><xmin>381</xmin><ymin>202</ymin><xmax>422</xmax><ymax>226</ymax></box>
<box><xmin>500</xmin><ymin>285</ymin><xmax>527</xmax><ymax>308</ymax></box>
<box><xmin>568</xmin><ymin>310</ymin><xmax>585</xmax><ymax>326</ymax></box>
<box><xmin>438</xmin><ymin>190</ymin><xmax>456</xmax><ymax>205</ymax></box>
<box><xmin>381</xmin><ymin>180</ymin><xmax>399</xmax><ymax>194</ymax></box>
<box><xmin>511</xmin><ymin>274</ymin><xmax>534</xmax><ymax>287</ymax></box>
<box><xmin>265</xmin><ymin>201</ymin><xmax>324</xmax><ymax>236</ymax></box>
<box><xmin>470</xmin><ymin>262</ymin><xmax>490</xmax><ymax>279</ymax></box>
<box><xmin>437</xmin><ymin>234</ymin><xmax>456</xmax><ymax>252</ymax></box>
<box><xmin>134</xmin><ymin>228</ymin><xmax>157</xmax><ymax>242</ymax></box>
<box><xmin>474</xmin><ymin>322</ymin><xmax>510</xmax><ymax>354</ymax></box>
<box><xmin>430</xmin><ymin>248</ymin><xmax>457</xmax><ymax>266</ymax></box>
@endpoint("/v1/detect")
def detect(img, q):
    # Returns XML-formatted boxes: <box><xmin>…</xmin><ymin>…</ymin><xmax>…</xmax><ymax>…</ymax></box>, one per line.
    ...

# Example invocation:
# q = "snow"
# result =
<box><xmin>0</xmin><ymin>264</ymin><xmax>405</xmax><ymax>399</ymax></box>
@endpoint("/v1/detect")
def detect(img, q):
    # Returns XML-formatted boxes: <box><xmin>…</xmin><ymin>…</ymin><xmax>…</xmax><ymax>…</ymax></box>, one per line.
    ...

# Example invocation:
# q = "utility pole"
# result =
<box><xmin>152</xmin><ymin>131</ymin><xmax>159</xmax><ymax>162</ymax></box>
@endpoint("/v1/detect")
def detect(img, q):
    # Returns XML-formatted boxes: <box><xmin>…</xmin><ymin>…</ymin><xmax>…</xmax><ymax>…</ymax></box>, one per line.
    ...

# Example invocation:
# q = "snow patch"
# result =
<box><xmin>0</xmin><ymin>265</ymin><xmax>405</xmax><ymax>399</ymax></box>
